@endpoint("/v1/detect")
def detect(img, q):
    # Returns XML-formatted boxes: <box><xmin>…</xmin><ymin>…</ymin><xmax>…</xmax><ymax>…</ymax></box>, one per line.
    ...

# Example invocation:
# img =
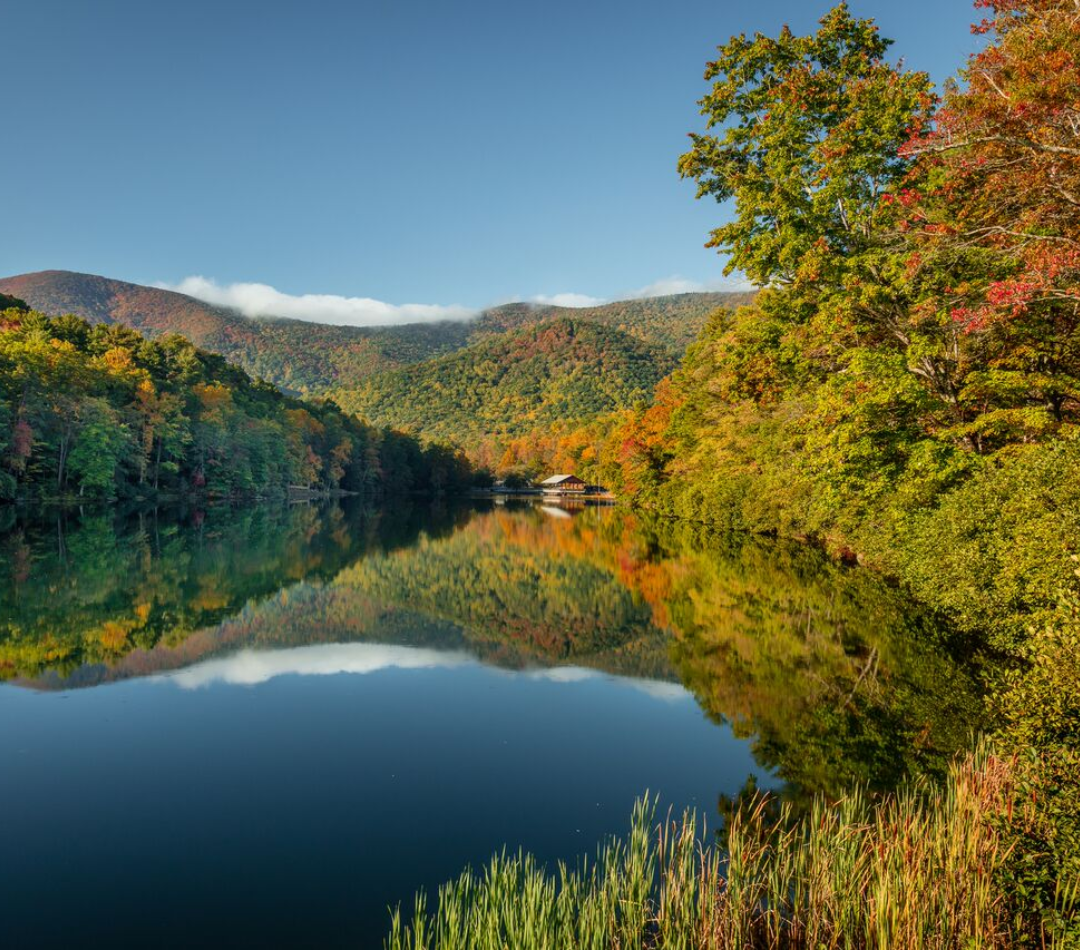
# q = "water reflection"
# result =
<box><xmin>164</xmin><ymin>643</ymin><xmax>475</xmax><ymax>688</ymax></box>
<box><xmin>0</xmin><ymin>498</ymin><xmax>986</xmax><ymax>796</ymax></box>
<box><xmin>161</xmin><ymin>641</ymin><xmax>691</xmax><ymax>703</ymax></box>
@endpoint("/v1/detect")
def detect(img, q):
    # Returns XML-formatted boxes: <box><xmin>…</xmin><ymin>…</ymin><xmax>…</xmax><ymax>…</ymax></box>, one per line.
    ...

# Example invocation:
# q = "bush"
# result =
<box><xmin>995</xmin><ymin>593</ymin><xmax>1080</xmax><ymax>944</ymax></box>
<box><xmin>892</xmin><ymin>440</ymin><xmax>1080</xmax><ymax>652</ymax></box>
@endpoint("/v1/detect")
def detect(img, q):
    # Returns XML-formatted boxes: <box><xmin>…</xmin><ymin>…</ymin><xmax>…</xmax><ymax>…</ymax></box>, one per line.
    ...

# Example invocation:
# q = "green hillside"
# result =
<box><xmin>0</xmin><ymin>304</ymin><xmax>472</xmax><ymax>502</ymax></box>
<box><xmin>0</xmin><ymin>270</ymin><xmax>470</xmax><ymax>394</ymax></box>
<box><xmin>333</xmin><ymin>318</ymin><xmax>676</xmax><ymax>444</ymax></box>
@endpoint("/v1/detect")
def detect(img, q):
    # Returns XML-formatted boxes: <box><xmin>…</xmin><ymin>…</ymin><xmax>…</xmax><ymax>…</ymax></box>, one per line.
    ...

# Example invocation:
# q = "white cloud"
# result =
<box><xmin>629</xmin><ymin>274</ymin><xmax>755</xmax><ymax>298</ymax></box>
<box><xmin>157</xmin><ymin>272</ymin><xmax>755</xmax><ymax>329</ymax></box>
<box><xmin>529</xmin><ymin>292</ymin><xmax>607</xmax><ymax>308</ymax></box>
<box><xmin>158</xmin><ymin>276</ymin><xmax>476</xmax><ymax>327</ymax></box>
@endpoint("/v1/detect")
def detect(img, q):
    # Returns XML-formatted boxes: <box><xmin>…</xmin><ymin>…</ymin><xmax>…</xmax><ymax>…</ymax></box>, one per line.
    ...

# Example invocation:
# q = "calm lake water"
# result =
<box><xmin>0</xmin><ymin>499</ymin><xmax>986</xmax><ymax>948</ymax></box>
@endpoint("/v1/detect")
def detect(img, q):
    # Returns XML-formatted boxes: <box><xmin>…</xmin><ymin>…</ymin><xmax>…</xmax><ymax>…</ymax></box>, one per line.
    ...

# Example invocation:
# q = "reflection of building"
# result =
<box><xmin>539</xmin><ymin>504</ymin><xmax>573</xmax><ymax>520</ymax></box>
<box><xmin>539</xmin><ymin>474</ymin><xmax>586</xmax><ymax>495</ymax></box>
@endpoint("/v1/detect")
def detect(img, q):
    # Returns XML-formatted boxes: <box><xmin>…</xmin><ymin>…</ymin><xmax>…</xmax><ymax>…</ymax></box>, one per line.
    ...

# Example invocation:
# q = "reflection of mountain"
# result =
<box><xmin>0</xmin><ymin>500</ymin><xmax>988</xmax><ymax>798</ymax></box>
<box><xmin>0</xmin><ymin>501</ymin><xmax>465</xmax><ymax>684</ymax></box>
<box><xmin>2</xmin><ymin>502</ymin><xmax>676</xmax><ymax>689</ymax></box>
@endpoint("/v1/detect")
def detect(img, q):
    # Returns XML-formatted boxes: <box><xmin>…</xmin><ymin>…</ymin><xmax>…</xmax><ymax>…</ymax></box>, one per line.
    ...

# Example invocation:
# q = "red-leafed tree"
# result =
<box><xmin>905</xmin><ymin>0</ymin><xmax>1080</xmax><ymax>439</ymax></box>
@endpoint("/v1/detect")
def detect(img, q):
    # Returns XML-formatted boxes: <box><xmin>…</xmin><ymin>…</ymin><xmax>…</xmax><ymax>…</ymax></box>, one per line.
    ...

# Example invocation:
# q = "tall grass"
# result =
<box><xmin>385</xmin><ymin>751</ymin><xmax>1037</xmax><ymax>949</ymax></box>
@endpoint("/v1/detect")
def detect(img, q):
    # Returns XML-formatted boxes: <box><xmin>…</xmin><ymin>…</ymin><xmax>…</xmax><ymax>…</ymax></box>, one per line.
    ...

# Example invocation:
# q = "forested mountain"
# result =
<box><xmin>0</xmin><ymin>270</ymin><xmax>745</xmax><ymax>395</ymax></box>
<box><xmin>331</xmin><ymin>318</ymin><xmax>675</xmax><ymax>448</ymax></box>
<box><xmin>0</xmin><ymin>270</ymin><xmax>471</xmax><ymax>393</ymax></box>
<box><xmin>0</xmin><ymin>302</ymin><xmax>473</xmax><ymax>502</ymax></box>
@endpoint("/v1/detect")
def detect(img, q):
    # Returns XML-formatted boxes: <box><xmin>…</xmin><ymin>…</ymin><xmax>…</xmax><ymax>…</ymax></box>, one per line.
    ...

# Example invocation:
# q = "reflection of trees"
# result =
<box><xmin>598</xmin><ymin>516</ymin><xmax>988</xmax><ymax>797</ymax></box>
<box><xmin>117</xmin><ymin>504</ymin><xmax>674</xmax><ymax>683</ymax></box>
<box><xmin>1</xmin><ymin>501</ymin><xmax>987</xmax><ymax>799</ymax></box>
<box><xmin>0</xmin><ymin>499</ymin><xmax>457</xmax><ymax>682</ymax></box>
<box><xmin>324</xmin><ymin>506</ymin><xmax>672</xmax><ymax>677</ymax></box>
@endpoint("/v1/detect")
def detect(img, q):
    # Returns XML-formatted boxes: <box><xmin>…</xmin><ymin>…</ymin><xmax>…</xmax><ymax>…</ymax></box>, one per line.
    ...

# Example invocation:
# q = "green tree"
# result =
<box><xmin>678</xmin><ymin>2</ymin><xmax>934</xmax><ymax>298</ymax></box>
<box><xmin>66</xmin><ymin>398</ymin><xmax>134</xmax><ymax>498</ymax></box>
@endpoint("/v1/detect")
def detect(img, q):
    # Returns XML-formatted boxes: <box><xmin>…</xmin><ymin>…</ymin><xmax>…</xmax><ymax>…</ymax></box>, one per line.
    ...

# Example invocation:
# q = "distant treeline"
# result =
<box><xmin>0</xmin><ymin>301</ymin><xmax>476</xmax><ymax>502</ymax></box>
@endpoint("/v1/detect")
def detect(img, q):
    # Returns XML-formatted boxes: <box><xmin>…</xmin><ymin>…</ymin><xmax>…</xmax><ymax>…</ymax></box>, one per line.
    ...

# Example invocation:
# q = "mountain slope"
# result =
<box><xmin>332</xmin><ymin>318</ymin><xmax>676</xmax><ymax>444</ymax></box>
<box><xmin>0</xmin><ymin>271</ymin><xmax>750</xmax><ymax>395</ymax></box>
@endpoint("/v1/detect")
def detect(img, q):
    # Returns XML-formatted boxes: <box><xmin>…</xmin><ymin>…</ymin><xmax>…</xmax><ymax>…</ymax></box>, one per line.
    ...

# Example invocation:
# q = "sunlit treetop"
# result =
<box><xmin>679</xmin><ymin>2</ymin><xmax>935</xmax><ymax>292</ymax></box>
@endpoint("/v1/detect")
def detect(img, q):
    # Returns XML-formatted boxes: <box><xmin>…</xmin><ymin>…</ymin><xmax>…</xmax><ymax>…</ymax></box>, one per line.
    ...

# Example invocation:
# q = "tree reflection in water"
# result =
<box><xmin>0</xmin><ymin>499</ymin><xmax>987</xmax><ymax>799</ymax></box>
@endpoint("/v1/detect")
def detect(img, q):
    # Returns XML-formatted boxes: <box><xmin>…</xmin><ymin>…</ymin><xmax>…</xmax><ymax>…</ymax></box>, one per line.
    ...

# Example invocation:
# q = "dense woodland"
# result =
<box><xmin>510</xmin><ymin>2</ymin><xmax>1078</xmax><ymax>937</ymax></box>
<box><xmin>0</xmin><ymin>302</ymin><xmax>473</xmax><ymax>501</ymax></box>
<box><xmin>331</xmin><ymin>318</ymin><xmax>674</xmax><ymax>449</ymax></box>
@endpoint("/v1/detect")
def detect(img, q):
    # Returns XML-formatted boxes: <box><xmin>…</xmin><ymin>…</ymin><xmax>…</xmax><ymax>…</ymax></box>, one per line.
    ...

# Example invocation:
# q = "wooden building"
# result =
<box><xmin>539</xmin><ymin>474</ymin><xmax>587</xmax><ymax>494</ymax></box>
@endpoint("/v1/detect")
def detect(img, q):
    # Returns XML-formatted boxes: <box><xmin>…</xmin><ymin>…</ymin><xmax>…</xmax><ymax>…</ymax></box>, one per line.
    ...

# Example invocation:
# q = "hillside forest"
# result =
<box><xmin>545</xmin><ymin>1</ymin><xmax>1078</xmax><ymax>936</ymax></box>
<box><xmin>0</xmin><ymin>302</ymin><xmax>473</xmax><ymax>502</ymax></box>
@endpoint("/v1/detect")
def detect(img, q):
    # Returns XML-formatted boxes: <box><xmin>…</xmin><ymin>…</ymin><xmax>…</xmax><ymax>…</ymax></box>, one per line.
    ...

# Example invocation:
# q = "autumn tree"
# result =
<box><xmin>904</xmin><ymin>0</ymin><xmax>1080</xmax><ymax>442</ymax></box>
<box><xmin>678</xmin><ymin>2</ymin><xmax>935</xmax><ymax>301</ymax></box>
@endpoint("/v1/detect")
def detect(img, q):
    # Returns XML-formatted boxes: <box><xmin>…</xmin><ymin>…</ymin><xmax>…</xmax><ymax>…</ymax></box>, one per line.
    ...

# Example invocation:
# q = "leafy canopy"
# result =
<box><xmin>679</xmin><ymin>2</ymin><xmax>934</xmax><ymax>294</ymax></box>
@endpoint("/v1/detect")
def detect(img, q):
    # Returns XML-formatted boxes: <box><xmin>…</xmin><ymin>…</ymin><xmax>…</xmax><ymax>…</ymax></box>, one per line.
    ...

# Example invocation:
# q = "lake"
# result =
<box><xmin>0</xmin><ymin>499</ymin><xmax>986</xmax><ymax>948</ymax></box>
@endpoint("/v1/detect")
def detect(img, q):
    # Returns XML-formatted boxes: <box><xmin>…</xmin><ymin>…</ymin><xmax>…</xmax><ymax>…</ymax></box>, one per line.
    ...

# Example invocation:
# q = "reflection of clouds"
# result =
<box><xmin>530</xmin><ymin>667</ymin><xmax>595</xmax><ymax>683</ymax></box>
<box><xmin>525</xmin><ymin>666</ymin><xmax>690</xmax><ymax>703</ymax></box>
<box><xmin>159</xmin><ymin>644</ymin><xmax>691</xmax><ymax>703</ymax></box>
<box><xmin>626</xmin><ymin>679</ymin><xmax>691</xmax><ymax>702</ymax></box>
<box><xmin>163</xmin><ymin>644</ymin><xmax>475</xmax><ymax>689</ymax></box>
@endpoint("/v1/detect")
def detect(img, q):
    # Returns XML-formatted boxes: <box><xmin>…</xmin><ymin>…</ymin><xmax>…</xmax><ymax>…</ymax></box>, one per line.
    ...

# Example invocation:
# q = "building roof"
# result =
<box><xmin>539</xmin><ymin>474</ymin><xmax>583</xmax><ymax>485</ymax></box>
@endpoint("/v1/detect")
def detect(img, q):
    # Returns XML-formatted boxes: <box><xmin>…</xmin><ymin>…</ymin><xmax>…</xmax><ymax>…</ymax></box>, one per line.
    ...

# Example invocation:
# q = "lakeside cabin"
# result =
<box><xmin>539</xmin><ymin>474</ymin><xmax>587</xmax><ymax>495</ymax></box>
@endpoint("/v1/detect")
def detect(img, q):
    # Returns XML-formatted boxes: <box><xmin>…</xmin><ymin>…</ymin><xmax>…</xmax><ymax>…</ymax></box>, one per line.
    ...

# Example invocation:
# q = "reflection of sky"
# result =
<box><xmin>160</xmin><ymin>642</ymin><xmax>691</xmax><ymax>703</ymax></box>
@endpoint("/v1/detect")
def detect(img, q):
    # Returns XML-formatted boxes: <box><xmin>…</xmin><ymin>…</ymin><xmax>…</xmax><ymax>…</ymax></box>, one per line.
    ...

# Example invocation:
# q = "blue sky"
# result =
<box><xmin>3</xmin><ymin>0</ymin><xmax>980</xmax><ymax>320</ymax></box>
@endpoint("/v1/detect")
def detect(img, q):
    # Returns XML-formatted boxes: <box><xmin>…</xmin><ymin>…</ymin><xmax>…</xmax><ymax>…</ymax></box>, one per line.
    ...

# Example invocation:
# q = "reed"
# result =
<box><xmin>385</xmin><ymin>750</ymin><xmax>1037</xmax><ymax>949</ymax></box>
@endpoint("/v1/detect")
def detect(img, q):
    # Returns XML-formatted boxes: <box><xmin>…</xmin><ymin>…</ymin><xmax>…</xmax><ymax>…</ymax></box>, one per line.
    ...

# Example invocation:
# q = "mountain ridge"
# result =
<box><xmin>0</xmin><ymin>270</ymin><xmax>752</xmax><ymax>395</ymax></box>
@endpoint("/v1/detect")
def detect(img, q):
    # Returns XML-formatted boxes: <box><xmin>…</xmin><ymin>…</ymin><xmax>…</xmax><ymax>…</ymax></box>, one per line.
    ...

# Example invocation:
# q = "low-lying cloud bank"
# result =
<box><xmin>530</xmin><ymin>292</ymin><xmax>608</xmax><ymax>308</ymax></box>
<box><xmin>158</xmin><ymin>272</ymin><xmax>754</xmax><ymax>327</ymax></box>
<box><xmin>159</xmin><ymin>276</ymin><xmax>476</xmax><ymax>327</ymax></box>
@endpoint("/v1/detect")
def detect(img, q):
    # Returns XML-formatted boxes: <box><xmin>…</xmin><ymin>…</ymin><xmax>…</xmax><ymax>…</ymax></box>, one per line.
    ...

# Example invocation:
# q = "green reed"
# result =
<box><xmin>385</xmin><ymin>750</ymin><xmax>1030</xmax><ymax>949</ymax></box>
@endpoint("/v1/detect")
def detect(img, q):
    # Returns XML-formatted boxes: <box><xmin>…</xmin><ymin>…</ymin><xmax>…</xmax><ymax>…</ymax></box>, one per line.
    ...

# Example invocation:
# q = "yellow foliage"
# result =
<box><xmin>99</xmin><ymin>621</ymin><xmax>131</xmax><ymax>651</ymax></box>
<box><xmin>194</xmin><ymin>382</ymin><xmax>232</xmax><ymax>411</ymax></box>
<box><xmin>101</xmin><ymin>347</ymin><xmax>135</xmax><ymax>372</ymax></box>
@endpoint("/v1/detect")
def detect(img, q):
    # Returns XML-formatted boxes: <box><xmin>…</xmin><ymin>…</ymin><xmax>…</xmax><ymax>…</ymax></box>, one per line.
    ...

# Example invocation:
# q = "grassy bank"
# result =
<box><xmin>386</xmin><ymin>751</ymin><xmax>1074</xmax><ymax>949</ymax></box>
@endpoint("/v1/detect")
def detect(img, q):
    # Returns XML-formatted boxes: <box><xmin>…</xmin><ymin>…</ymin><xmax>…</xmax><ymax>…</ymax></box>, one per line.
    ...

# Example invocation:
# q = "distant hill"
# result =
<box><xmin>332</xmin><ymin>318</ymin><xmax>677</xmax><ymax>444</ymax></box>
<box><xmin>0</xmin><ymin>270</ymin><xmax>751</xmax><ymax>395</ymax></box>
<box><xmin>469</xmin><ymin>293</ymin><xmax>755</xmax><ymax>353</ymax></box>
